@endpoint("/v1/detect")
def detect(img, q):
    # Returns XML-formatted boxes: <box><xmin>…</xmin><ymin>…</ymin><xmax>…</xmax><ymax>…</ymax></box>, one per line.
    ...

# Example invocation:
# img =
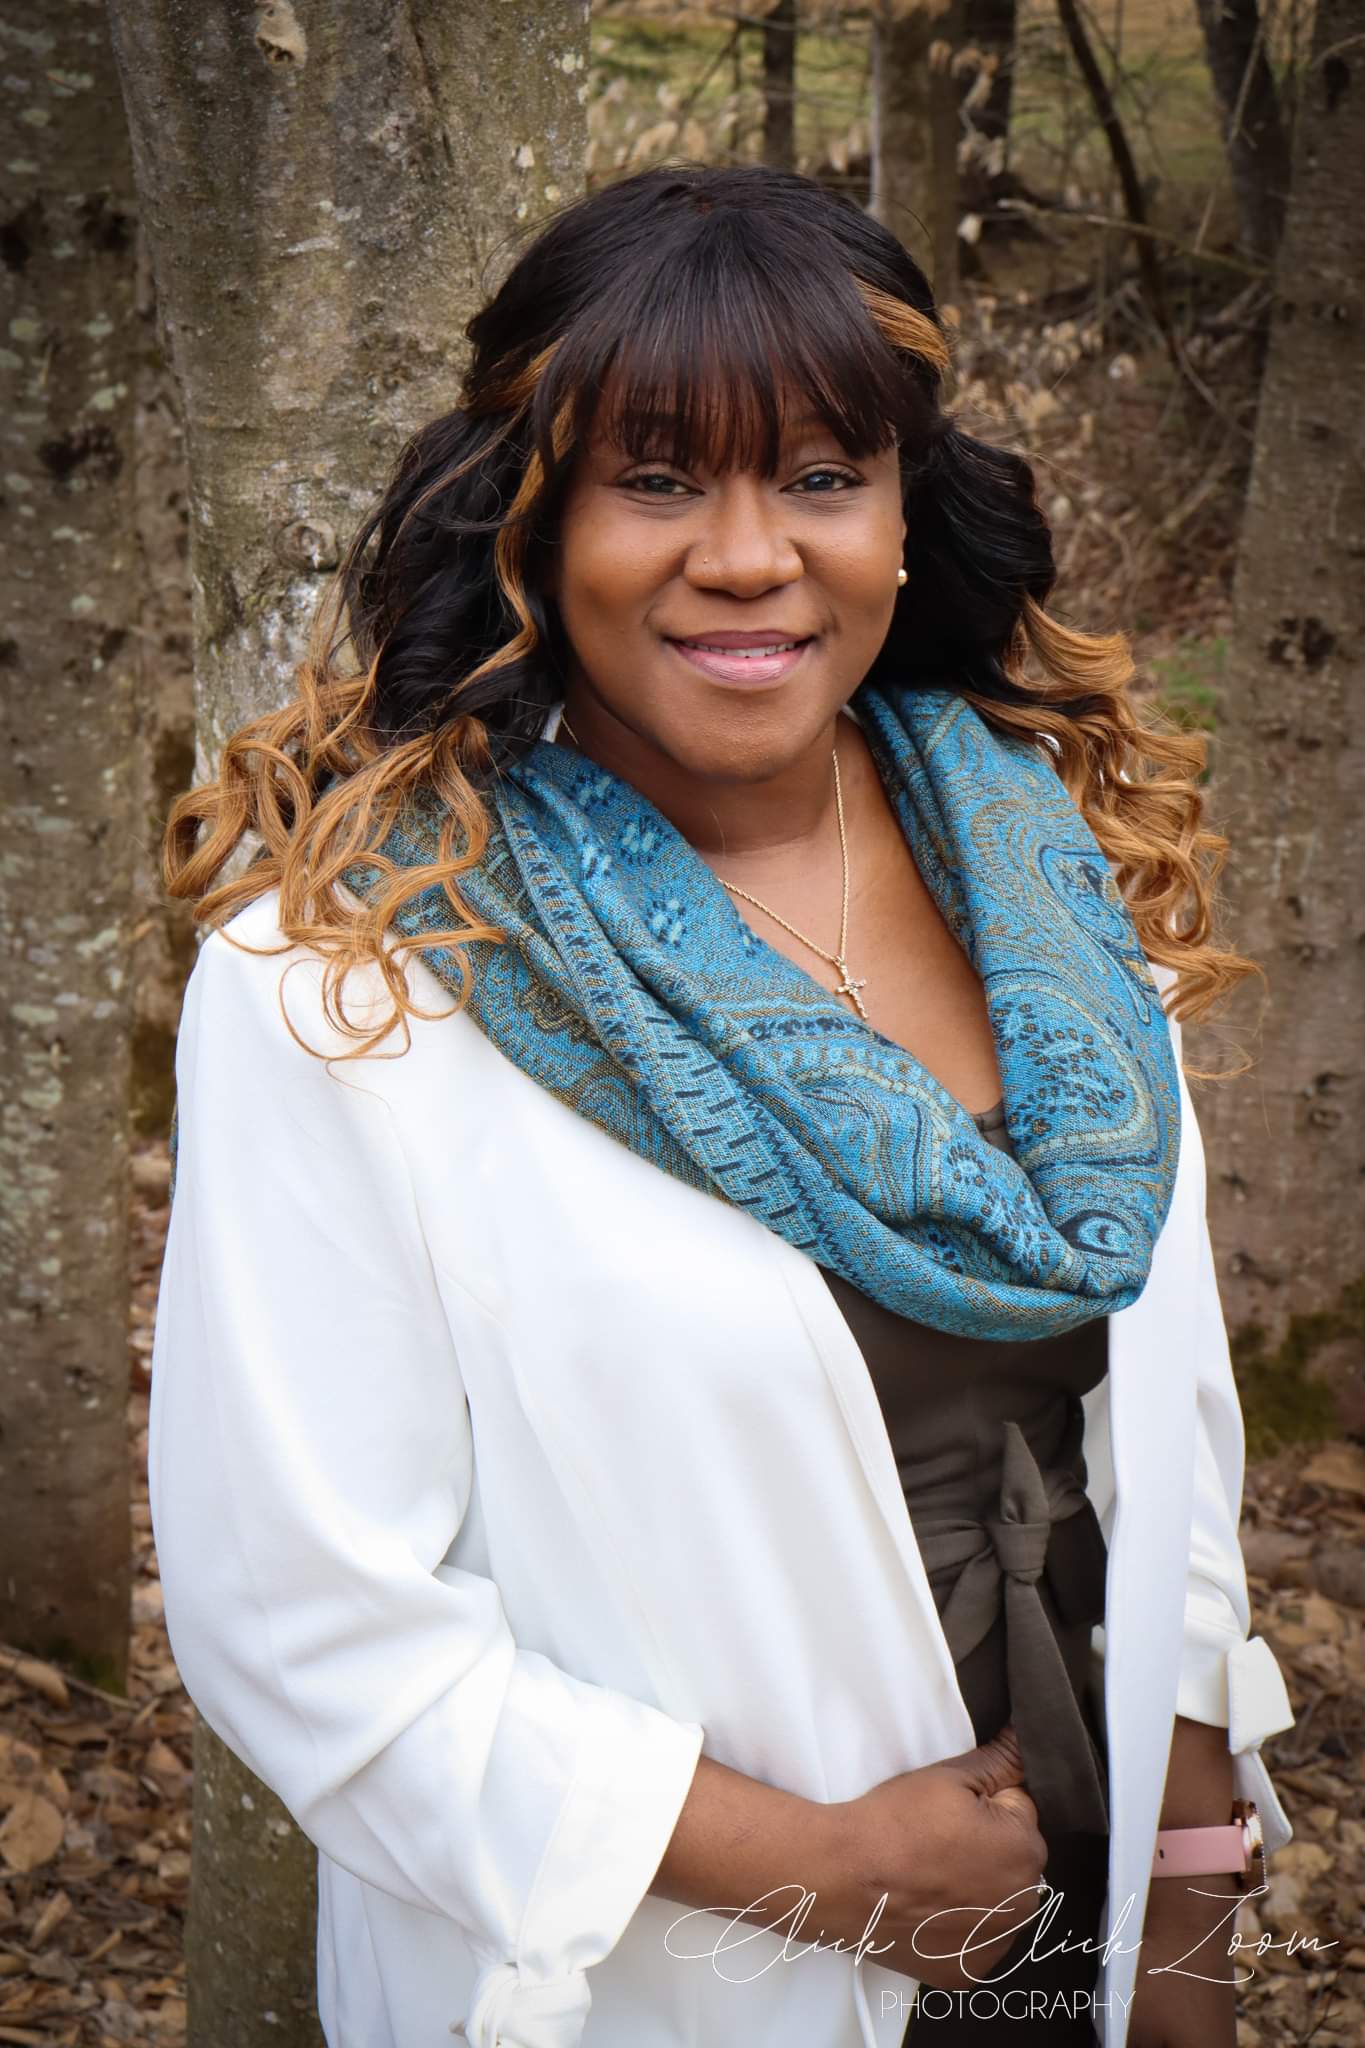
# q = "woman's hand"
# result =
<box><xmin>815</xmin><ymin>1722</ymin><xmax>1050</xmax><ymax>1992</ymax></box>
<box><xmin>1128</xmin><ymin>1875</ymin><xmax>1240</xmax><ymax>2048</ymax></box>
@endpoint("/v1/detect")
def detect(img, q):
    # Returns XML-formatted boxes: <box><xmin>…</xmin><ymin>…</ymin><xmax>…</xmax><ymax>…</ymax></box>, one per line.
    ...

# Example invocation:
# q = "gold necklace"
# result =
<box><xmin>718</xmin><ymin>748</ymin><xmax>869</xmax><ymax>1021</ymax></box>
<box><xmin>555</xmin><ymin>708</ymin><xmax>869</xmax><ymax>1022</ymax></box>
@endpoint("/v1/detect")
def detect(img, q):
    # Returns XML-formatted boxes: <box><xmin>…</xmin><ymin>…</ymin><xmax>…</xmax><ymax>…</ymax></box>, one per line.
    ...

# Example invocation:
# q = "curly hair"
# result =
<box><xmin>164</xmin><ymin>161</ymin><xmax>1252</xmax><ymax>1060</ymax></box>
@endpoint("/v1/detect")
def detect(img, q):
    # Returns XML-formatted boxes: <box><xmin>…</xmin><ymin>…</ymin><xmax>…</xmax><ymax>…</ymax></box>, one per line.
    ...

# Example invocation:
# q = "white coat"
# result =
<box><xmin>150</xmin><ymin>857</ymin><xmax>1296</xmax><ymax>2048</ymax></box>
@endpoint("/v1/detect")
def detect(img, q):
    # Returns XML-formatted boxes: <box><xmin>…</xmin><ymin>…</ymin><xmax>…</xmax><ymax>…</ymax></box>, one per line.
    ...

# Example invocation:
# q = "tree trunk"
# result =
<box><xmin>1194</xmin><ymin>0</ymin><xmax>1291</xmax><ymax>267</ymax></box>
<box><xmin>130</xmin><ymin>229</ymin><xmax>195</xmax><ymax>1145</ymax></box>
<box><xmin>185</xmin><ymin>1716</ymin><xmax>327</xmax><ymax>2048</ymax></box>
<box><xmin>0</xmin><ymin>0</ymin><xmax>138</xmax><ymax>1690</ymax></box>
<box><xmin>958</xmin><ymin>0</ymin><xmax>1017</xmax><ymax>237</ymax></box>
<box><xmin>928</xmin><ymin>0</ymin><xmax>966</xmax><ymax>306</ymax></box>
<box><xmin>107</xmin><ymin>0</ymin><xmax>589</xmax><ymax>768</ymax></box>
<box><xmin>1196</xmin><ymin>0</ymin><xmax>1365</xmax><ymax>1441</ymax></box>
<box><xmin>955</xmin><ymin>0</ymin><xmax>1046</xmax><ymax>273</ymax></box>
<box><xmin>962</xmin><ymin>0</ymin><xmax>1017</xmax><ymax>158</ymax></box>
<box><xmin>105</xmin><ymin>5</ymin><xmax>589</xmax><ymax>2041</ymax></box>
<box><xmin>870</xmin><ymin>2</ymin><xmax>937</xmax><ymax>276</ymax></box>
<box><xmin>762</xmin><ymin>0</ymin><xmax>798</xmax><ymax>171</ymax></box>
<box><xmin>871</xmin><ymin>0</ymin><xmax>964</xmax><ymax>298</ymax></box>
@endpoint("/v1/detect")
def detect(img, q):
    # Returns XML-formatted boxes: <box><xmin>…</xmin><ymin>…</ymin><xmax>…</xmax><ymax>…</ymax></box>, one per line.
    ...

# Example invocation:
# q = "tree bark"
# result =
<box><xmin>105</xmin><ymin>5</ymin><xmax>589</xmax><ymax>2041</ymax></box>
<box><xmin>871</xmin><ymin>0</ymin><xmax>965</xmax><ymax>298</ymax></box>
<box><xmin>107</xmin><ymin>0</ymin><xmax>590</xmax><ymax>770</ymax></box>
<box><xmin>928</xmin><ymin>0</ymin><xmax>966</xmax><ymax>306</ymax></box>
<box><xmin>870</xmin><ymin>2</ymin><xmax>937</xmax><ymax>274</ymax></box>
<box><xmin>1196</xmin><ymin>0</ymin><xmax>1365</xmax><ymax>1438</ymax></box>
<box><xmin>1194</xmin><ymin>0</ymin><xmax>1291</xmax><ymax>267</ymax></box>
<box><xmin>962</xmin><ymin>0</ymin><xmax>1017</xmax><ymax>158</ymax></box>
<box><xmin>762</xmin><ymin>0</ymin><xmax>798</xmax><ymax>171</ymax></box>
<box><xmin>130</xmin><ymin>230</ymin><xmax>195</xmax><ymax>1144</ymax></box>
<box><xmin>0</xmin><ymin>0</ymin><xmax>138</xmax><ymax>1689</ymax></box>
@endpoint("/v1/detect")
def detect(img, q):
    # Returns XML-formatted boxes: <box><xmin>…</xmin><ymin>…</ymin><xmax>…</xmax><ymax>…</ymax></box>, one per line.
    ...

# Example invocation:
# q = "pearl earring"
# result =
<box><xmin>896</xmin><ymin>567</ymin><xmax>908</xmax><ymax>588</ymax></box>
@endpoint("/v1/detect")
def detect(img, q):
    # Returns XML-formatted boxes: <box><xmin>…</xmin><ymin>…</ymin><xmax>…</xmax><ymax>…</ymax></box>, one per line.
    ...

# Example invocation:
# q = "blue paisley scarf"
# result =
<box><xmin>341</xmin><ymin>683</ymin><xmax>1180</xmax><ymax>1340</ymax></box>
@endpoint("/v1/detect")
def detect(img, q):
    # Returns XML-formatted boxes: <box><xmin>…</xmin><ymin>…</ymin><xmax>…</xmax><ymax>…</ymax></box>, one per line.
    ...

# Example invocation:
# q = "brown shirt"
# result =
<box><xmin>820</xmin><ymin>1100</ymin><xmax>1111</xmax><ymax>1840</ymax></box>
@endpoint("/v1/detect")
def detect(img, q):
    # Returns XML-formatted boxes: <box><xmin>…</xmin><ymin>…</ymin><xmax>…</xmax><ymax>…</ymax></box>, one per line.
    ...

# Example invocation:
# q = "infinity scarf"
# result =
<box><xmin>341</xmin><ymin>683</ymin><xmax>1180</xmax><ymax>1340</ymax></box>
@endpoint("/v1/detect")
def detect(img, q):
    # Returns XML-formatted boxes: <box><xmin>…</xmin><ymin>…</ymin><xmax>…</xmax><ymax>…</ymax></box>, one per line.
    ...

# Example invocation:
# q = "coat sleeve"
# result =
<box><xmin>1161</xmin><ymin>1004</ymin><xmax>1296</xmax><ymax>1843</ymax></box>
<box><xmin>150</xmin><ymin>924</ymin><xmax>706</xmax><ymax>2047</ymax></box>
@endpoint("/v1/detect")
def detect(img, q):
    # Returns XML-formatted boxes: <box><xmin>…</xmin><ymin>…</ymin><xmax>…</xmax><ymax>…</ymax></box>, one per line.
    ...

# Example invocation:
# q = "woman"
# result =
<box><xmin>151</xmin><ymin>164</ymin><xmax>1296</xmax><ymax>2048</ymax></box>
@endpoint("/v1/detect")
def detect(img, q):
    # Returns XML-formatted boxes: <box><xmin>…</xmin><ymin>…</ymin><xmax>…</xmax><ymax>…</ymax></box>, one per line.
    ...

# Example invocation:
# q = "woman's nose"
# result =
<box><xmin>683</xmin><ymin>479</ymin><xmax>803</xmax><ymax>597</ymax></box>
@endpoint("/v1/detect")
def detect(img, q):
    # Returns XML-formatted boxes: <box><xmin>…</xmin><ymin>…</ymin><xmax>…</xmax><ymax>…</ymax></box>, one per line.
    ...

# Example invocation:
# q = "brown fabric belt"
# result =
<box><xmin>915</xmin><ymin>1418</ymin><xmax>1109</xmax><ymax>1837</ymax></box>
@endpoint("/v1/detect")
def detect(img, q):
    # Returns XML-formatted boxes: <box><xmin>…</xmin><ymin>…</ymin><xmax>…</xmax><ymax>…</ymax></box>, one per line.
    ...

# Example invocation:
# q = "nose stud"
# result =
<box><xmin>896</xmin><ymin>566</ymin><xmax>908</xmax><ymax>588</ymax></box>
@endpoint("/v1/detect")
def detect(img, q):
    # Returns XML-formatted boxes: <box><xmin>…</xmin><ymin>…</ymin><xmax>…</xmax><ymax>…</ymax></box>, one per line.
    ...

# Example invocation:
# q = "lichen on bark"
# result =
<box><xmin>0</xmin><ymin>0</ymin><xmax>139</xmax><ymax>1689</ymax></box>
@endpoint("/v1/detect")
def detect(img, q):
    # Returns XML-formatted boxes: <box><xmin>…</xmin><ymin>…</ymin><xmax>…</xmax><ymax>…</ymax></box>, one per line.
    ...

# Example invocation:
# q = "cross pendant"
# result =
<box><xmin>835</xmin><ymin>961</ymin><xmax>869</xmax><ymax>1020</ymax></box>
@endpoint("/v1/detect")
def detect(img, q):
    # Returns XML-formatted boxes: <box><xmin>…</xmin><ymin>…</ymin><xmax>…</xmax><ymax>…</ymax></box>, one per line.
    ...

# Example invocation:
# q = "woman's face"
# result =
<box><xmin>548</xmin><ymin>395</ymin><xmax>908</xmax><ymax>783</ymax></box>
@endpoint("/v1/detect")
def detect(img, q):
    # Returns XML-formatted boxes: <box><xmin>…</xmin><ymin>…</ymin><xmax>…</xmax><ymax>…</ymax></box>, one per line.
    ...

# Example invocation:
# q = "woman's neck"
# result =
<box><xmin>555</xmin><ymin>690</ymin><xmax>859</xmax><ymax>877</ymax></box>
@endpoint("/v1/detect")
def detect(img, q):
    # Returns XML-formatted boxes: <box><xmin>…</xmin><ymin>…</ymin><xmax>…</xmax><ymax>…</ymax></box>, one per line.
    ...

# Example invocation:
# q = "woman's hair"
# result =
<box><xmin>165</xmin><ymin>161</ymin><xmax>1252</xmax><ymax>1054</ymax></box>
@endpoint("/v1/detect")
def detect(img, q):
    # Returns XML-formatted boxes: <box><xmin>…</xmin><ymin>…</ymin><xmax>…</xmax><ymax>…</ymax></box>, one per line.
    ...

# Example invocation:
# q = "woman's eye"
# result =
<box><xmin>622</xmin><ymin>470</ymin><xmax>693</xmax><ymax>497</ymax></box>
<box><xmin>793</xmin><ymin>467</ymin><xmax>863</xmax><ymax>493</ymax></box>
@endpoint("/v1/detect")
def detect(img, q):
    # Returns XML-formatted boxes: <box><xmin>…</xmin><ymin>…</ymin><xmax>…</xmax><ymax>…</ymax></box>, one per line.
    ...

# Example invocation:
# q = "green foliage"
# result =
<box><xmin>1150</xmin><ymin>633</ymin><xmax>1226</xmax><ymax>737</ymax></box>
<box><xmin>1150</xmin><ymin>633</ymin><xmax>1226</xmax><ymax>731</ymax></box>
<box><xmin>1233</xmin><ymin>1276</ymin><xmax>1365</xmax><ymax>1461</ymax></box>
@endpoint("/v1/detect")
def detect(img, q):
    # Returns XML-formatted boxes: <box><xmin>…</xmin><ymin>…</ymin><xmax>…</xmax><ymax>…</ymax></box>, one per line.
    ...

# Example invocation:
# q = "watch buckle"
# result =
<box><xmin>1232</xmin><ymin>1798</ymin><xmax>1266</xmax><ymax>1895</ymax></box>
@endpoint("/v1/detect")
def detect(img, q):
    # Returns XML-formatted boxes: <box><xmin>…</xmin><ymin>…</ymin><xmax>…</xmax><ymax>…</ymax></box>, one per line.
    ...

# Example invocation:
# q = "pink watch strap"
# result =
<box><xmin>1150</xmin><ymin>1822</ymin><xmax>1249</xmax><ymax>1876</ymax></box>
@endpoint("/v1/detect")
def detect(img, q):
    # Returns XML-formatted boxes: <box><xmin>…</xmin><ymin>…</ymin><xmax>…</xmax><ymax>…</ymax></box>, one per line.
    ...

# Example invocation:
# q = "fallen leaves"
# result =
<box><xmin>0</xmin><ymin>1799</ymin><xmax>65</xmax><ymax>1880</ymax></box>
<box><xmin>0</xmin><ymin>1657</ymin><xmax>70</xmax><ymax>1713</ymax></box>
<box><xmin>1231</xmin><ymin>1445</ymin><xmax>1365</xmax><ymax>2045</ymax></box>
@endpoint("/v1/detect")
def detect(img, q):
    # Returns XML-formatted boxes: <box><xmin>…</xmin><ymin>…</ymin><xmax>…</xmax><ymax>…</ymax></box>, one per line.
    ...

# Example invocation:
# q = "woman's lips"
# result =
<box><xmin>666</xmin><ymin>637</ymin><xmax>813</xmax><ymax>687</ymax></box>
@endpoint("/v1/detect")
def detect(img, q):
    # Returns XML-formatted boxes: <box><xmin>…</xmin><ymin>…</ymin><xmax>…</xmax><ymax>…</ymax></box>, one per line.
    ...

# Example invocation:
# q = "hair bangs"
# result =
<box><xmin>543</xmin><ymin>222</ymin><xmax>913</xmax><ymax>481</ymax></box>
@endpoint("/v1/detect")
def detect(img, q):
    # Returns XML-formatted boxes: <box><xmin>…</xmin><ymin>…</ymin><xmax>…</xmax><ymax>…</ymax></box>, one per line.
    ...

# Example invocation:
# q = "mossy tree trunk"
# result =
<box><xmin>1196</xmin><ymin>0</ymin><xmax>1365</xmax><ymax>1442</ymax></box>
<box><xmin>0</xmin><ymin>0</ymin><xmax>138</xmax><ymax>1691</ymax></box>
<box><xmin>105</xmin><ymin>5</ymin><xmax>590</xmax><ymax>2042</ymax></box>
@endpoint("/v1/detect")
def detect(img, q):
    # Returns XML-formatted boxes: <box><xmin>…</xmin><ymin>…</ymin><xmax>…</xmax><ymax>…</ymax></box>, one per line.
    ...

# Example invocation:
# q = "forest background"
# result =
<box><xmin>0</xmin><ymin>0</ymin><xmax>1361</xmax><ymax>2042</ymax></box>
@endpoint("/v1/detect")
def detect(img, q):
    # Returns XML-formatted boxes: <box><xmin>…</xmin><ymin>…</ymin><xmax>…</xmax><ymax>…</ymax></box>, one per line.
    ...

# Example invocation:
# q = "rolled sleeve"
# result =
<box><xmin>1175</xmin><ymin>1631</ymin><xmax>1234</xmax><ymax>1726</ymax></box>
<box><xmin>1163</xmin><ymin>1009</ymin><xmax>1296</xmax><ymax>1845</ymax></box>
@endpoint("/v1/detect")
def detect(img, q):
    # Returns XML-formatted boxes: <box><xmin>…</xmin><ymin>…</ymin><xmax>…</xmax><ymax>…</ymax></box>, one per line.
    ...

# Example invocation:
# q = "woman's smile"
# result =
<box><xmin>666</xmin><ymin>630</ymin><xmax>816</xmax><ymax>688</ymax></box>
